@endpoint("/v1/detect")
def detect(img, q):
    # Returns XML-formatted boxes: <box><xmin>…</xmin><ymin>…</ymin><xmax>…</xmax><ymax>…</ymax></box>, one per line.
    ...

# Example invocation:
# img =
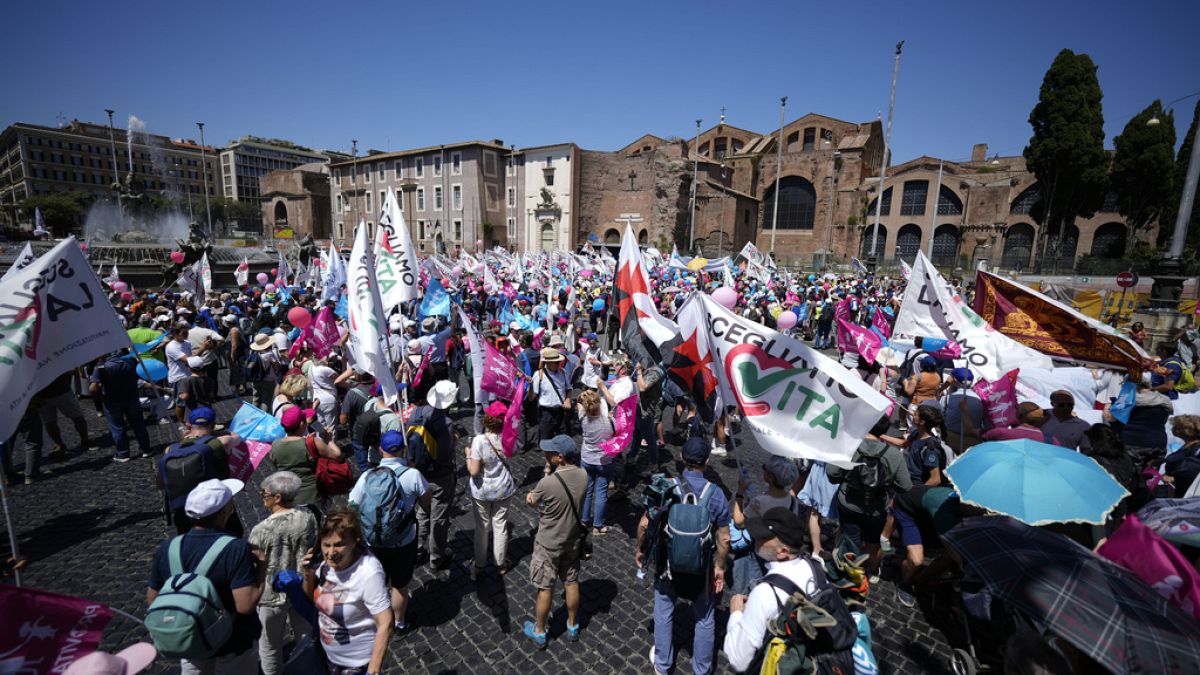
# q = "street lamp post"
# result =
<box><xmin>1147</xmin><ymin>92</ymin><xmax>1200</xmax><ymax>307</ymax></box>
<box><xmin>688</xmin><ymin>118</ymin><xmax>702</xmax><ymax>253</ymax></box>
<box><xmin>104</xmin><ymin>109</ymin><xmax>124</xmax><ymax>230</ymax></box>
<box><xmin>196</xmin><ymin>122</ymin><xmax>213</xmax><ymax>236</ymax></box>
<box><xmin>867</xmin><ymin>41</ymin><xmax>904</xmax><ymax>272</ymax></box>
<box><xmin>769</xmin><ymin>96</ymin><xmax>787</xmax><ymax>259</ymax></box>
<box><xmin>351</xmin><ymin>140</ymin><xmax>360</xmax><ymax>231</ymax></box>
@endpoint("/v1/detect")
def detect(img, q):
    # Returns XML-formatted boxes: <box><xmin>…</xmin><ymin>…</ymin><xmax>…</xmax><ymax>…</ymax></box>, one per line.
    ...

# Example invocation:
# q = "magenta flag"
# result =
<box><xmin>837</xmin><ymin>317</ymin><xmax>882</xmax><ymax>363</ymax></box>
<box><xmin>0</xmin><ymin>584</ymin><xmax>113</xmax><ymax>673</ymax></box>
<box><xmin>928</xmin><ymin>340</ymin><xmax>963</xmax><ymax>360</ymax></box>
<box><xmin>500</xmin><ymin>378</ymin><xmax>524</xmax><ymax>457</ymax></box>
<box><xmin>481</xmin><ymin>342</ymin><xmax>517</xmax><ymax>400</ymax></box>
<box><xmin>288</xmin><ymin>307</ymin><xmax>340</xmax><ymax>360</ymax></box>
<box><xmin>974</xmin><ymin>369</ymin><xmax>1020</xmax><ymax>428</ymax></box>
<box><xmin>600</xmin><ymin>393</ymin><xmax>639</xmax><ymax>458</ymax></box>
<box><xmin>834</xmin><ymin>298</ymin><xmax>853</xmax><ymax>352</ymax></box>
<box><xmin>1098</xmin><ymin>515</ymin><xmax>1200</xmax><ymax>620</ymax></box>
<box><xmin>872</xmin><ymin>307</ymin><xmax>892</xmax><ymax>339</ymax></box>
<box><xmin>228</xmin><ymin>440</ymin><xmax>273</xmax><ymax>483</ymax></box>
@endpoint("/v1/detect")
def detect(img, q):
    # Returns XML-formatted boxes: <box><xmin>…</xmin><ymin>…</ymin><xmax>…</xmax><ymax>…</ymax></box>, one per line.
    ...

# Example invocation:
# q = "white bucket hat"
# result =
<box><xmin>426</xmin><ymin>380</ymin><xmax>460</xmax><ymax>410</ymax></box>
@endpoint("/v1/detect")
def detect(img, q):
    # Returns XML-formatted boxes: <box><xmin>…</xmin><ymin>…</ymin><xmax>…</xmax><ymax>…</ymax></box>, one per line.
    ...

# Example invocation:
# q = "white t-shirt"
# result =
<box><xmin>467</xmin><ymin>432</ymin><xmax>516</xmax><ymax>502</ymax></box>
<box><xmin>187</xmin><ymin>327</ymin><xmax>222</xmax><ymax>366</ymax></box>
<box><xmin>314</xmin><ymin>553</ymin><xmax>391</xmax><ymax>667</ymax></box>
<box><xmin>608</xmin><ymin>375</ymin><xmax>635</xmax><ymax>404</ymax></box>
<box><xmin>310</xmin><ymin>365</ymin><xmax>338</xmax><ymax>402</ymax></box>
<box><xmin>581</xmin><ymin>346</ymin><xmax>603</xmax><ymax>388</ymax></box>
<box><xmin>164</xmin><ymin>339</ymin><xmax>191</xmax><ymax>384</ymax></box>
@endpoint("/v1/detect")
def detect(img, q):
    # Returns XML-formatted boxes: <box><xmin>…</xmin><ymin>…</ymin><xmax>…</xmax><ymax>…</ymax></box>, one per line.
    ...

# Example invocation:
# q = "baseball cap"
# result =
<box><xmin>63</xmin><ymin>643</ymin><xmax>158</xmax><ymax>675</ymax></box>
<box><xmin>184</xmin><ymin>478</ymin><xmax>245</xmax><ymax>519</ymax></box>
<box><xmin>280</xmin><ymin>406</ymin><xmax>315</xmax><ymax>431</ymax></box>
<box><xmin>920</xmin><ymin>355</ymin><xmax>938</xmax><ymax>368</ymax></box>
<box><xmin>745</xmin><ymin>506</ymin><xmax>808</xmax><ymax>549</ymax></box>
<box><xmin>484</xmin><ymin>401</ymin><xmax>509</xmax><ymax>417</ymax></box>
<box><xmin>188</xmin><ymin>407</ymin><xmax>216</xmax><ymax>425</ymax></box>
<box><xmin>539</xmin><ymin>434</ymin><xmax>577</xmax><ymax>456</ymax></box>
<box><xmin>951</xmin><ymin>367</ymin><xmax>974</xmax><ymax>383</ymax></box>
<box><xmin>585</xmin><ymin>332</ymin><xmax>598</xmax><ymax>342</ymax></box>
<box><xmin>763</xmin><ymin>455</ymin><xmax>800</xmax><ymax>488</ymax></box>
<box><xmin>682</xmin><ymin>436</ymin><xmax>711</xmax><ymax>464</ymax></box>
<box><xmin>381</xmin><ymin>430</ymin><xmax>405</xmax><ymax>452</ymax></box>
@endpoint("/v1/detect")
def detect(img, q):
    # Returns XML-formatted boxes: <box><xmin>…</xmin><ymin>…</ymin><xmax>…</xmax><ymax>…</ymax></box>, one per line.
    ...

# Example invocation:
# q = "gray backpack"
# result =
<box><xmin>145</xmin><ymin>535</ymin><xmax>235</xmax><ymax>659</ymax></box>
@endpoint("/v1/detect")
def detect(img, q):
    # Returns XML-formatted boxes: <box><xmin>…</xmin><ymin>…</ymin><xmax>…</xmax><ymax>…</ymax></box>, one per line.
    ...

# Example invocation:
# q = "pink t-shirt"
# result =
<box><xmin>982</xmin><ymin>426</ymin><xmax>1046</xmax><ymax>443</ymax></box>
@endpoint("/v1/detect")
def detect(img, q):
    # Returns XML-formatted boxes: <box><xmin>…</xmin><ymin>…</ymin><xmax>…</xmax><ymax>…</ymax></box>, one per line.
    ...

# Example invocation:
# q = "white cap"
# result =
<box><xmin>186</xmin><ymin>356</ymin><xmax>205</xmax><ymax>370</ymax></box>
<box><xmin>184</xmin><ymin>478</ymin><xmax>245</xmax><ymax>519</ymax></box>
<box><xmin>64</xmin><ymin>643</ymin><xmax>157</xmax><ymax>675</ymax></box>
<box><xmin>427</xmin><ymin>380</ymin><xmax>460</xmax><ymax>410</ymax></box>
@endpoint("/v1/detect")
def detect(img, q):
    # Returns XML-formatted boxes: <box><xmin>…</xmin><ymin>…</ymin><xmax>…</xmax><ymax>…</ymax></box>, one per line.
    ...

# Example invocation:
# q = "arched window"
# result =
<box><xmin>1047</xmin><ymin>223</ymin><xmax>1079</xmax><ymax>266</ymax></box>
<box><xmin>1011</xmin><ymin>184</ymin><xmax>1040</xmax><ymax>215</ymax></box>
<box><xmin>860</xmin><ymin>225</ymin><xmax>887</xmax><ymax>259</ymax></box>
<box><xmin>1090</xmin><ymin>222</ymin><xmax>1126</xmax><ymax>258</ymax></box>
<box><xmin>931</xmin><ymin>224</ymin><xmax>960</xmax><ymax>266</ymax></box>
<box><xmin>273</xmin><ymin>201</ymin><xmax>288</xmax><ymax>225</ymax></box>
<box><xmin>1002</xmin><ymin>223</ymin><xmax>1034</xmax><ymax>269</ymax></box>
<box><xmin>761</xmin><ymin>176</ymin><xmax>817</xmax><ymax>230</ymax></box>
<box><xmin>937</xmin><ymin>186</ymin><xmax>963</xmax><ymax>216</ymax></box>
<box><xmin>900</xmin><ymin>180</ymin><xmax>929</xmax><ymax>216</ymax></box>
<box><xmin>540</xmin><ymin>223</ymin><xmax>554</xmax><ymax>252</ymax></box>
<box><xmin>896</xmin><ymin>224</ymin><xmax>922</xmax><ymax>262</ymax></box>
<box><xmin>604</xmin><ymin>228</ymin><xmax>620</xmax><ymax>244</ymax></box>
<box><xmin>638</xmin><ymin>229</ymin><xmax>648</xmax><ymax>245</ymax></box>
<box><xmin>868</xmin><ymin>187</ymin><xmax>892</xmax><ymax>216</ymax></box>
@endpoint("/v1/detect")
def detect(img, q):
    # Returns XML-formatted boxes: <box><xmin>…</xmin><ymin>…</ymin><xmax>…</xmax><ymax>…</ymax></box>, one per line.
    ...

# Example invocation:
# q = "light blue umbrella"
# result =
<box><xmin>945</xmin><ymin>439</ymin><xmax>1129</xmax><ymax>526</ymax></box>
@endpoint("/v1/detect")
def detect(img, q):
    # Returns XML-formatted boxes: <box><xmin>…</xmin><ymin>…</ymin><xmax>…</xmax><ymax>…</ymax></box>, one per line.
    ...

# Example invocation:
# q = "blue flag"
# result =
<box><xmin>334</xmin><ymin>292</ymin><xmax>349</xmax><ymax>321</ymax></box>
<box><xmin>419</xmin><ymin>278</ymin><xmax>451</xmax><ymax>318</ymax></box>
<box><xmin>1109</xmin><ymin>380</ymin><xmax>1137</xmax><ymax>425</ymax></box>
<box><xmin>498</xmin><ymin>296</ymin><xmax>514</xmax><ymax>333</ymax></box>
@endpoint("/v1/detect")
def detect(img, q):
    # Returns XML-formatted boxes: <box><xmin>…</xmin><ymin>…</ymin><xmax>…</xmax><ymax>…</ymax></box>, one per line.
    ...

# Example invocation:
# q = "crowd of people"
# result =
<box><xmin>4</xmin><ymin>243</ymin><xmax>1200</xmax><ymax>675</ymax></box>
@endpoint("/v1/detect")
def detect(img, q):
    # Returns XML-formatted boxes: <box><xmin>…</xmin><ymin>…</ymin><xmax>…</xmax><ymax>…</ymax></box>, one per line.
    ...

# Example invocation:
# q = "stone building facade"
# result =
<box><xmin>259</xmin><ymin>163</ymin><xmax>331</xmax><ymax>244</ymax></box>
<box><xmin>516</xmin><ymin>143</ymin><xmax>580</xmax><ymax>253</ymax></box>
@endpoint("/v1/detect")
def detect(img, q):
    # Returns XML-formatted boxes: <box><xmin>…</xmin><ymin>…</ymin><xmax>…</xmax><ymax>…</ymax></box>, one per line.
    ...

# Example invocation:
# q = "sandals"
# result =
<box><xmin>593</xmin><ymin>526</ymin><xmax>609</xmax><ymax>535</ymax></box>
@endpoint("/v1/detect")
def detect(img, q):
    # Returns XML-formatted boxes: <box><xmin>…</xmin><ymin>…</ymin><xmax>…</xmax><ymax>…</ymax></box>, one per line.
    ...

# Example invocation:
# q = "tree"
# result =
<box><xmin>1023</xmin><ymin>49</ymin><xmax>1109</xmax><ymax>270</ymax></box>
<box><xmin>21</xmin><ymin>191</ymin><xmax>92</xmax><ymax>236</ymax></box>
<box><xmin>1110</xmin><ymin>100</ymin><xmax>1176</xmax><ymax>252</ymax></box>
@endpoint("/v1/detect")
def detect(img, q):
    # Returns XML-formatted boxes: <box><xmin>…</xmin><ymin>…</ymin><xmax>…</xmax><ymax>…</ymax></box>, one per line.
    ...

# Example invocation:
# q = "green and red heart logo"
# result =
<box><xmin>724</xmin><ymin>344</ymin><xmax>812</xmax><ymax>417</ymax></box>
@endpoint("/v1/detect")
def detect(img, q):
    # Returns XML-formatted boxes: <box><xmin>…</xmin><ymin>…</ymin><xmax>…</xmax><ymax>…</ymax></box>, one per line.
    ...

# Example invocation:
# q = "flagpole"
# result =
<box><xmin>0</xmin><ymin>472</ymin><xmax>22</xmax><ymax>586</ymax></box>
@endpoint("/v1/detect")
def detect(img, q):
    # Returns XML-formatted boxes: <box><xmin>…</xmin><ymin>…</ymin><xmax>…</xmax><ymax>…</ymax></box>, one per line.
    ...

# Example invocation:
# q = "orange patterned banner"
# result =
<box><xmin>972</xmin><ymin>271</ymin><xmax>1148</xmax><ymax>370</ymax></box>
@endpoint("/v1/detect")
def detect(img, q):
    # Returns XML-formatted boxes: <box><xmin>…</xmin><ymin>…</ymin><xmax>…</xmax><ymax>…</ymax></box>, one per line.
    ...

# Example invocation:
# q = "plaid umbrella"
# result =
<box><xmin>942</xmin><ymin>516</ymin><xmax>1200</xmax><ymax>674</ymax></box>
<box><xmin>1137</xmin><ymin>498</ymin><xmax>1200</xmax><ymax>548</ymax></box>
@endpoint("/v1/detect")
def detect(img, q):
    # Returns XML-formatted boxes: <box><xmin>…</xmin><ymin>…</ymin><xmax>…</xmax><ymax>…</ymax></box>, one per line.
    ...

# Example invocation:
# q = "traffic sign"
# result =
<box><xmin>1116</xmin><ymin>271</ymin><xmax>1139</xmax><ymax>288</ymax></box>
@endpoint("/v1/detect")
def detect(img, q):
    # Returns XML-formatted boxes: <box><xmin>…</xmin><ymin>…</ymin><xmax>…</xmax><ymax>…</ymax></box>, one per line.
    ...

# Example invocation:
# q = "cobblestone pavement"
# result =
<box><xmin>4</xmin><ymin>376</ymin><xmax>959</xmax><ymax>674</ymax></box>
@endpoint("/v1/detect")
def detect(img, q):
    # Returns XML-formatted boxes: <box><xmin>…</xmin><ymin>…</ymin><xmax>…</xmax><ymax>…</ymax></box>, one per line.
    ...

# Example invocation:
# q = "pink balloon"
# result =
<box><xmin>823</xmin><ymin>283</ymin><xmax>831</xmax><ymax>291</ymax></box>
<box><xmin>474</xmin><ymin>263</ymin><xmax>485</xmax><ymax>274</ymax></box>
<box><xmin>111</xmin><ymin>280</ymin><xmax>128</xmax><ymax>292</ymax></box>
<box><xmin>475</xmin><ymin>239</ymin><xmax>483</xmax><ymax>249</ymax></box>
<box><xmin>169</xmin><ymin>251</ymin><xmax>185</xmax><ymax>264</ymax></box>
<box><xmin>776</xmin><ymin>311</ymin><xmax>797</xmax><ymax>330</ymax></box>
<box><xmin>120</xmin><ymin>291</ymin><xmax>134</xmax><ymax>302</ymax></box>
<box><xmin>271</xmin><ymin>268</ymin><xmax>278</xmax><ymax>276</ymax></box>
<box><xmin>712</xmin><ymin>286</ymin><xmax>738</xmax><ymax>310</ymax></box>
<box><xmin>265</xmin><ymin>283</ymin><xmax>276</xmax><ymax>294</ymax></box>
<box><xmin>256</xmin><ymin>272</ymin><xmax>270</xmax><ymax>285</ymax></box>
<box><xmin>529</xmin><ymin>279</ymin><xmax>542</xmax><ymax>290</ymax></box>
<box><xmin>579</xmin><ymin>269</ymin><xmax>594</xmax><ymax>278</ymax></box>
<box><xmin>288</xmin><ymin>307</ymin><xmax>312</xmax><ymax>328</ymax></box>
<box><xmin>452</xmin><ymin>265</ymin><xmax>463</xmax><ymax>276</ymax></box>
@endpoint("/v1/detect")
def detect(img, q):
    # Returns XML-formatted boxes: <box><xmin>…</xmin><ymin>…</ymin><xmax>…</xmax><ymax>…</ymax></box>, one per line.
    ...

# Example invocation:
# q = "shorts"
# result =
<box><xmin>39</xmin><ymin>389</ymin><xmax>85</xmax><ymax>422</ymax></box>
<box><xmin>529</xmin><ymin>542</ymin><xmax>579</xmax><ymax>590</ymax></box>
<box><xmin>374</xmin><ymin>540</ymin><xmax>418</xmax><ymax>589</ymax></box>
<box><xmin>891</xmin><ymin>506</ymin><xmax>935</xmax><ymax>548</ymax></box>
<box><xmin>838</xmin><ymin>509</ymin><xmax>886</xmax><ymax>550</ymax></box>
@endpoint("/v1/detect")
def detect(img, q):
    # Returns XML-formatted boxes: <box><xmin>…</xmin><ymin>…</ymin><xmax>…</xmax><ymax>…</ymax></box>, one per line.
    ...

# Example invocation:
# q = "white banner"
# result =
<box><xmin>676</xmin><ymin>294</ymin><xmax>891</xmax><ymax>467</ymax></box>
<box><xmin>457</xmin><ymin>306</ymin><xmax>484</xmax><ymax>436</ymax></box>
<box><xmin>321</xmin><ymin>241</ymin><xmax>347</xmax><ymax>304</ymax></box>
<box><xmin>199</xmin><ymin>252</ymin><xmax>212</xmax><ymax>297</ymax></box>
<box><xmin>376</xmin><ymin>189</ymin><xmax>419</xmax><ymax>312</ymax></box>
<box><xmin>347</xmin><ymin>223</ymin><xmax>400</xmax><ymax>406</ymax></box>
<box><xmin>2</xmin><ymin>243</ymin><xmax>37</xmax><ymax>283</ymax></box>
<box><xmin>275</xmin><ymin>250</ymin><xmax>292</xmax><ymax>288</ymax></box>
<box><xmin>235</xmin><ymin>257</ymin><xmax>249</xmax><ymax>287</ymax></box>
<box><xmin>893</xmin><ymin>251</ymin><xmax>1051</xmax><ymax>381</ymax></box>
<box><xmin>0</xmin><ymin>238</ymin><xmax>130</xmax><ymax>440</ymax></box>
<box><xmin>177</xmin><ymin>259</ymin><xmax>204</xmax><ymax>298</ymax></box>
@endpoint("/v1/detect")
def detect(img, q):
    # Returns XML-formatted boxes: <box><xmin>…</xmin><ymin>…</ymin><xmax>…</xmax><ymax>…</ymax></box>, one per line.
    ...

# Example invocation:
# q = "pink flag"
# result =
<box><xmin>481</xmin><ymin>342</ymin><xmax>517</xmax><ymax>400</ymax></box>
<box><xmin>228</xmin><ymin>440</ymin><xmax>274</xmax><ymax>483</ymax></box>
<box><xmin>501</xmin><ymin>379</ymin><xmax>525</xmax><ymax>457</ymax></box>
<box><xmin>412</xmin><ymin>345</ymin><xmax>433</xmax><ymax>390</ymax></box>
<box><xmin>834</xmin><ymin>298</ymin><xmax>854</xmax><ymax>352</ymax></box>
<box><xmin>872</xmin><ymin>307</ymin><xmax>892</xmax><ymax>339</ymax></box>
<box><xmin>928</xmin><ymin>340</ymin><xmax>962</xmax><ymax>359</ymax></box>
<box><xmin>837</xmin><ymin>318</ymin><xmax>882</xmax><ymax>364</ymax></box>
<box><xmin>600</xmin><ymin>393</ymin><xmax>639</xmax><ymax>457</ymax></box>
<box><xmin>288</xmin><ymin>307</ymin><xmax>340</xmax><ymax>360</ymax></box>
<box><xmin>1098</xmin><ymin>514</ymin><xmax>1200</xmax><ymax>620</ymax></box>
<box><xmin>975</xmin><ymin>369</ymin><xmax>1020</xmax><ymax>428</ymax></box>
<box><xmin>0</xmin><ymin>584</ymin><xmax>113</xmax><ymax>673</ymax></box>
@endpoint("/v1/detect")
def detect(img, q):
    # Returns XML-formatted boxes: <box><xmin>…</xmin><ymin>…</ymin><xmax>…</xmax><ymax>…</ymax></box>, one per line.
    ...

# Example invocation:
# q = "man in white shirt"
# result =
<box><xmin>580</xmin><ymin>333</ymin><xmax>605</xmax><ymax>390</ymax></box>
<box><xmin>722</xmin><ymin>507</ymin><xmax>819</xmax><ymax>673</ymax></box>
<box><xmin>164</xmin><ymin>321</ymin><xmax>207</xmax><ymax>428</ymax></box>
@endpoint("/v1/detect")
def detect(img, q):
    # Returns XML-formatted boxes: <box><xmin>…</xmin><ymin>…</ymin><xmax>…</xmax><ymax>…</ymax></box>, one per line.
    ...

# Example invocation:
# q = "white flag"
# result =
<box><xmin>347</xmin><ymin>223</ymin><xmax>400</xmax><ymax>406</ymax></box>
<box><xmin>893</xmin><ymin>251</ymin><xmax>1052</xmax><ymax>380</ymax></box>
<box><xmin>275</xmin><ymin>250</ymin><xmax>292</xmax><ymax>288</ymax></box>
<box><xmin>674</xmin><ymin>294</ymin><xmax>891</xmax><ymax>467</ymax></box>
<box><xmin>375</xmin><ymin>189</ymin><xmax>419</xmax><ymax>312</ymax></box>
<box><xmin>0</xmin><ymin>237</ymin><xmax>129</xmax><ymax>440</ymax></box>
<box><xmin>457</xmin><ymin>306</ymin><xmax>484</xmax><ymax>436</ymax></box>
<box><xmin>2</xmin><ymin>243</ymin><xmax>37</xmax><ymax>283</ymax></box>
<box><xmin>235</xmin><ymin>257</ymin><xmax>249</xmax><ymax>287</ymax></box>
<box><xmin>177</xmin><ymin>259</ymin><xmax>204</xmax><ymax>298</ymax></box>
<box><xmin>103</xmin><ymin>264</ymin><xmax>121</xmax><ymax>286</ymax></box>
<box><xmin>321</xmin><ymin>241</ymin><xmax>347</xmax><ymax>304</ymax></box>
<box><xmin>199</xmin><ymin>252</ymin><xmax>212</xmax><ymax>297</ymax></box>
<box><xmin>723</xmin><ymin>263</ymin><xmax>735</xmax><ymax>289</ymax></box>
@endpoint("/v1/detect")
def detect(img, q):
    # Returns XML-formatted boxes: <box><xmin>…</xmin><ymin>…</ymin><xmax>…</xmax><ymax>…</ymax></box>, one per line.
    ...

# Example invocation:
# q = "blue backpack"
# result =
<box><xmin>159</xmin><ymin>435</ymin><xmax>221</xmax><ymax>512</ymax></box>
<box><xmin>665</xmin><ymin>479</ymin><xmax>717</xmax><ymax>581</ymax></box>
<box><xmin>357</xmin><ymin>465</ymin><xmax>415</xmax><ymax>549</ymax></box>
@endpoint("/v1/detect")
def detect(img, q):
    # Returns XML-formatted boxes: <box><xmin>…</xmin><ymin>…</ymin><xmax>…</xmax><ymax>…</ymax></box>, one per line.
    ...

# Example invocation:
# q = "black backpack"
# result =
<box><xmin>752</xmin><ymin>559</ymin><xmax>859</xmax><ymax>674</ymax></box>
<box><xmin>159</xmin><ymin>435</ymin><xmax>222</xmax><ymax>512</ymax></box>
<box><xmin>842</xmin><ymin>451</ymin><xmax>886</xmax><ymax>509</ymax></box>
<box><xmin>353</xmin><ymin>407</ymin><xmax>382</xmax><ymax>448</ymax></box>
<box><xmin>242</xmin><ymin>350</ymin><xmax>268</xmax><ymax>383</ymax></box>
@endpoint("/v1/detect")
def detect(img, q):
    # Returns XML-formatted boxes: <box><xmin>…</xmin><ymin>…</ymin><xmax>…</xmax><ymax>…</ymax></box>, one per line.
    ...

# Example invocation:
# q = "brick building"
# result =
<box><xmin>259</xmin><ymin>163</ymin><xmax>332</xmax><ymax>244</ymax></box>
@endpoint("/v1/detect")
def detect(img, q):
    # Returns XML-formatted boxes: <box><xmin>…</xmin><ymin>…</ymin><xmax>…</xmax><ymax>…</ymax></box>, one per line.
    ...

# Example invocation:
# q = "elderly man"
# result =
<box><xmin>249</xmin><ymin>471</ymin><xmax>316</xmax><ymax>675</ymax></box>
<box><xmin>532</xmin><ymin>347</ymin><xmax>572</xmax><ymax>448</ymax></box>
<box><xmin>1041</xmin><ymin>390</ymin><xmax>1093</xmax><ymax>452</ymax></box>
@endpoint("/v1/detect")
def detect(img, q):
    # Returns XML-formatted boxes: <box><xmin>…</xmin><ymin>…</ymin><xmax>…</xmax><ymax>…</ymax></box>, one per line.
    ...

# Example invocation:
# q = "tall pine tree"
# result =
<box><xmin>1023</xmin><ymin>49</ymin><xmax>1109</xmax><ymax>271</ymax></box>
<box><xmin>1110</xmin><ymin>100</ymin><xmax>1176</xmax><ymax>253</ymax></box>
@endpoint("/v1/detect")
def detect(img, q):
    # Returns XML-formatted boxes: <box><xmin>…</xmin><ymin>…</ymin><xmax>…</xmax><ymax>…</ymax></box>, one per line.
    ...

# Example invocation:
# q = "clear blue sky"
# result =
<box><xmin>4</xmin><ymin>0</ymin><xmax>1196</xmax><ymax>164</ymax></box>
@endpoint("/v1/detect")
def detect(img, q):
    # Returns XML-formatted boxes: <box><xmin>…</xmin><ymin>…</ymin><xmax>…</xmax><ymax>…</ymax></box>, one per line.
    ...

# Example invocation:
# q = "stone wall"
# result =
<box><xmin>577</xmin><ymin>147</ymin><xmax>691</xmax><ymax>249</ymax></box>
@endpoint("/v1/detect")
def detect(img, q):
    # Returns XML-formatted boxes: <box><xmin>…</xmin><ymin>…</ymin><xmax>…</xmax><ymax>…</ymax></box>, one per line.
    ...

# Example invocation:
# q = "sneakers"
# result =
<box><xmin>523</xmin><ymin>621</ymin><xmax>547</xmax><ymax>649</ymax></box>
<box><xmin>709</xmin><ymin>441</ymin><xmax>727</xmax><ymax>457</ymax></box>
<box><xmin>896</xmin><ymin>584</ymin><xmax>917</xmax><ymax>609</ymax></box>
<box><xmin>112</xmin><ymin>456</ymin><xmax>132</xmax><ymax>464</ymax></box>
<box><xmin>566</xmin><ymin>621</ymin><xmax>581</xmax><ymax>642</ymax></box>
<box><xmin>649</xmin><ymin>646</ymin><xmax>668</xmax><ymax>675</ymax></box>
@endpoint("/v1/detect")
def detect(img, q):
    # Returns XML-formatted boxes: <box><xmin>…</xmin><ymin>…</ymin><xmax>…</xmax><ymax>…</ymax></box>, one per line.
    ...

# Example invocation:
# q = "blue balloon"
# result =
<box><xmin>136</xmin><ymin>357</ymin><xmax>168</xmax><ymax>382</ymax></box>
<box><xmin>808</xmin><ymin>274</ymin><xmax>816</xmax><ymax>282</ymax></box>
<box><xmin>592</xmin><ymin>298</ymin><xmax>606</xmax><ymax>312</ymax></box>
